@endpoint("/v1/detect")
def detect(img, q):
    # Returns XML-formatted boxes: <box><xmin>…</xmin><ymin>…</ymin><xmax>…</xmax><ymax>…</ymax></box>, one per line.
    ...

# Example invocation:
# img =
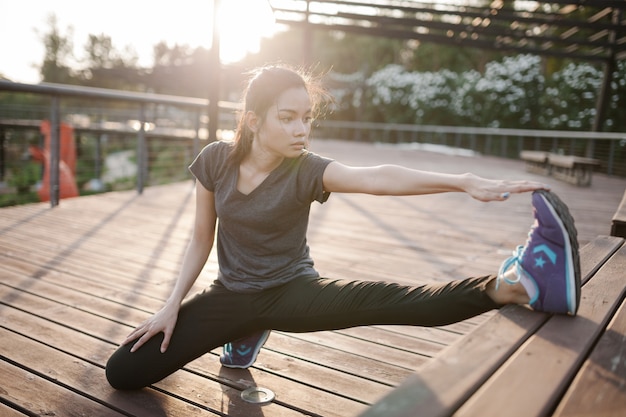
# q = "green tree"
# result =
<box><xmin>38</xmin><ymin>14</ymin><xmax>75</xmax><ymax>84</ymax></box>
<box><xmin>83</xmin><ymin>34</ymin><xmax>138</xmax><ymax>70</ymax></box>
<box><xmin>80</xmin><ymin>34</ymin><xmax>141</xmax><ymax>90</ymax></box>
<box><xmin>147</xmin><ymin>42</ymin><xmax>213</xmax><ymax>98</ymax></box>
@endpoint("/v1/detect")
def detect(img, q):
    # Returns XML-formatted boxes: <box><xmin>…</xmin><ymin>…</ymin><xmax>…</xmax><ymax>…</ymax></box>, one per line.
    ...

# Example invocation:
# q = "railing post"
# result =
<box><xmin>0</xmin><ymin>126</ymin><xmax>5</xmax><ymax>182</ymax></box>
<box><xmin>193</xmin><ymin>109</ymin><xmax>201</xmax><ymax>159</ymax></box>
<box><xmin>95</xmin><ymin>134</ymin><xmax>103</xmax><ymax>180</ymax></box>
<box><xmin>208</xmin><ymin>0</ymin><xmax>221</xmax><ymax>143</ymax></box>
<box><xmin>50</xmin><ymin>96</ymin><xmax>61</xmax><ymax>207</ymax></box>
<box><xmin>137</xmin><ymin>104</ymin><xmax>146</xmax><ymax>194</ymax></box>
<box><xmin>608</xmin><ymin>139</ymin><xmax>615</xmax><ymax>176</ymax></box>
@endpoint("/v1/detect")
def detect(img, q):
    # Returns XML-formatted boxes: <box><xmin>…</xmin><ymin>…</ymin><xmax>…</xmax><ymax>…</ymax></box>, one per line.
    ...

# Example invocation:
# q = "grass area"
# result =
<box><xmin>0</xmin><ymin>191</ymin><xmax>40</xmax><ymax>207</ymax></box>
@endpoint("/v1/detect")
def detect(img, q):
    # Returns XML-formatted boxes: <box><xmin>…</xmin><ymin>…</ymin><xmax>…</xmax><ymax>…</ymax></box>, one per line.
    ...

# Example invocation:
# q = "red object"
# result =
<box><xmin>30</xmin><ymin>121</ymin><xmax>79</xmax><ymax>202</ymax></box>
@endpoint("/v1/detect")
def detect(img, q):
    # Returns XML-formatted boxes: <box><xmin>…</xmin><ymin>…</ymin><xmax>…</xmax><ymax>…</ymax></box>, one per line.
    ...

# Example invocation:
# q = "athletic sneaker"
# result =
<box><xmin>220</xmin><ymin>330</ymin><xmax>271</xmax><ymax>369</ymax></box>
<box><xmin>497</xmin><ymin>190</ymin><xmax>580</xmax><ymax>315</ymax></box>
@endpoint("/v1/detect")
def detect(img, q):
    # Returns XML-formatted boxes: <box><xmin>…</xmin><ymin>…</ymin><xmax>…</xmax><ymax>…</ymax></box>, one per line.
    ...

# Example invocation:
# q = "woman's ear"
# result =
<box><xmin>245</xmin><ymin>111</ymin><xmax>259</xmax><ymax>133</ymax></box>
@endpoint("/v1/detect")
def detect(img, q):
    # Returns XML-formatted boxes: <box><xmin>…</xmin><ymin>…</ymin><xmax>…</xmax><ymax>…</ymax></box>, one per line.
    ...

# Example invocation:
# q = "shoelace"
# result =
<box><xmin>496</xmin><ymin>223</ymin><xmax>538</xmax><ymax>291</ymax></box>
<box><xmin>496</xmin><ymin>245</ymin><xmax>525</xmax><ymax>290</ymax></box>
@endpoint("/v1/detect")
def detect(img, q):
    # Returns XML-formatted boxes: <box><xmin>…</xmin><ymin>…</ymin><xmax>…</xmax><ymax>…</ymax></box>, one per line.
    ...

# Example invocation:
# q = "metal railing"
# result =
<box><xmin>2</xmin><ymin>80</ymin><xmax>625</xmax><ymax>208</ymax></box>
<box><xmin>0</xmin><ymin>80</ymin><xmax>239</xmax><ymax>207</ymax></box>
<box><xmin>315</xmin><ymin>120</ymin><xmax>626</xmax><ymax>176</ymax></box>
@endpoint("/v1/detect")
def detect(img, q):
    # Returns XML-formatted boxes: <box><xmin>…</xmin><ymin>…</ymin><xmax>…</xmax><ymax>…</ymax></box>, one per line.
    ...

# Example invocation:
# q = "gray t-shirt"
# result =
<box><xmin>189</xmin><ymin>140</ymin><xmax>333</xmax><ymax>293</ymax></box>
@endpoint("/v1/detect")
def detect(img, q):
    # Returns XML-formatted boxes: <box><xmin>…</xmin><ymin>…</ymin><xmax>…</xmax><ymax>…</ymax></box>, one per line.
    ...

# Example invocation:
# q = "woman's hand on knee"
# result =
<box><xmin>122</xmin><ymin>303</ymin><xmax>179</xmax><ymax>353</ymax></box>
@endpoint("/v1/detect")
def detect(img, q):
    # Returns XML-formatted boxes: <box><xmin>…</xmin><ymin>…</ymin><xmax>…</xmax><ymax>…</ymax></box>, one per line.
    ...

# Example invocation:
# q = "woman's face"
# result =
<box><xmin>252</xmin><ymin>86</ymin><xmax>312</xmax><ymax>159</ymax></box>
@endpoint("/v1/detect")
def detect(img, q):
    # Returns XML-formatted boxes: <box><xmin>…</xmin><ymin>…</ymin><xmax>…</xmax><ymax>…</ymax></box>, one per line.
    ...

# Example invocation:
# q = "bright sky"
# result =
<box><xmin>0</xmin><ymin>0</ymin><xmax>277</xmax><ymax>84</ymax></box>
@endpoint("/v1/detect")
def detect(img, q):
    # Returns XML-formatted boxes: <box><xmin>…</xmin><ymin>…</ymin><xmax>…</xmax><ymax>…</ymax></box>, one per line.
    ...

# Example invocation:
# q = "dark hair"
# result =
<box><xmin>228</xmin><ymin>65</ymin><xmax>330</xmax><ymax>164</ymax></box>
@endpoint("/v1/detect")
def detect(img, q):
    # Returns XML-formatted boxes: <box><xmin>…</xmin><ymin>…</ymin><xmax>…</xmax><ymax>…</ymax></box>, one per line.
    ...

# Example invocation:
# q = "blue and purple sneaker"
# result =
<box><xmin>498</xmin><ymin>190</ymin><xmax>580</xmax><ymax>315</ymax></box>
<box><xmin>220</xmin><ymin>330</ymin><xmax>271</xmax><ymax>369</ymax></box>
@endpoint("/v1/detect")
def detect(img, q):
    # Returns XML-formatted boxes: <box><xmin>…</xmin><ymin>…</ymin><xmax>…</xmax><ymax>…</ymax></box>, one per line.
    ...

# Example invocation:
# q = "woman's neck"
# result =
<box><xmin>237</xmin><ymin>146</ymin><xmax>284</xmax><ymax>195</ymax></box>
<box><xmin>244</xmin><ymin>142</ymin><xmax>284</xmax><ymax>175</ymax></box>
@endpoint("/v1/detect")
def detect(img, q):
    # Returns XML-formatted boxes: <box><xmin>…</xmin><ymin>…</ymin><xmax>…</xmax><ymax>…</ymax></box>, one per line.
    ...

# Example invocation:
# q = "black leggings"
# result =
<box><xmin>105</xmin><ymin>275</ymin><xmax>499</xmax><ymax>389</ymax></box>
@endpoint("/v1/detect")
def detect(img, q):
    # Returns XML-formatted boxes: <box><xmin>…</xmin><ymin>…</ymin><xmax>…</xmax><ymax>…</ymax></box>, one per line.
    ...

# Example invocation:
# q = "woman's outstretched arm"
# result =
<box><xmin>122</xmin><ymin>180</ymin><xmax>217</xmax><ymax>353</ymax></box>
<box><xmin>322</xmin><ymin>161</ymin><xmax>549</xmax><ymax>202</ymax></box>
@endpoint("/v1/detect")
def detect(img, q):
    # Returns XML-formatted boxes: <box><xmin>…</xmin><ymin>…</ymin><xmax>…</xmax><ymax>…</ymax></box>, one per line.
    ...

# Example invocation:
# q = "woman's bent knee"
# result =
<box><xmin>105</xmin><ymin>346</ymin><xmax>149</xmax><ymax>390</ymax></box>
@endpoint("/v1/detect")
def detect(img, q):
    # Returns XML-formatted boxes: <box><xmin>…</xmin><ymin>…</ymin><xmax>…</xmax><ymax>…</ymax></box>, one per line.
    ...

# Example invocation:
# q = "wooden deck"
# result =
<box><xmin>1</xmin><ymin>139</ymin><xmax>625</xmax><ymax>416</ymax></box>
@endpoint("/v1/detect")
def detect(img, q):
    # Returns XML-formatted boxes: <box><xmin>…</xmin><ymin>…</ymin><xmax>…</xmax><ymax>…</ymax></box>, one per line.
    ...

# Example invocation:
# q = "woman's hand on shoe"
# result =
<box><xmin>463</xmin><ymin>173</ymin><xmax>549</xmax><ymax>202</ymax></box>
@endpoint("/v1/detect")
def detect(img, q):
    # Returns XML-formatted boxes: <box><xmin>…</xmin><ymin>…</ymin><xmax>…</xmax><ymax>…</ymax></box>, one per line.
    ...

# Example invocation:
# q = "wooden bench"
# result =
<box><xmin>520</xmin><ymin>150</ymin><xmax>550</xmax><ymax>176</ymax></box>
<box><xmin>361</xmin><ymin>235</ymin><xmax>626</xmax><ymax>417</ymax></box>
<box><xmin>520</xmin><ymin>151</ymin><xmax>600</xmax><ymax>187</ymax></box>
<box><xmin>611</xmin><ymin>190</ymin><xmax>626</xmax><ymax>238</ymax></box>
<box><xmin>548</xmin><ymin>154</ymin><xmax>600</xmax><ymax>187</ymax></box>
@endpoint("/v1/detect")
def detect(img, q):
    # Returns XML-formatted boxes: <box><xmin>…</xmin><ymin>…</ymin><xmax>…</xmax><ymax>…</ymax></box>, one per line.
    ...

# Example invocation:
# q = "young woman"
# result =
<box><xmin>106</xmin><ymin>65</ymin><xmax>580</xmax><ymax>390</ymax></box>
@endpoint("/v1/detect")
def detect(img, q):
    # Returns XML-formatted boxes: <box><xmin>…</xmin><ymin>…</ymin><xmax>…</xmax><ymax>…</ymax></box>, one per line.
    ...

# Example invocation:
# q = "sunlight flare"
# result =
<box><xmin>216</xmin><ymin>0</ymin><xmax>277</xmax><ymax>63</ymax></box>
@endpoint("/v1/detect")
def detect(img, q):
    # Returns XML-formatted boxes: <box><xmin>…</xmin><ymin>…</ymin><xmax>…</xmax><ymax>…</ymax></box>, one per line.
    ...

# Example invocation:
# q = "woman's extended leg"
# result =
<box><xmin>252</xmin><ymin>275</ymin><xmax>502</xmax><ymax>333</ymax></box>
<box><xmin>106</xmin><ymin>274</ymin><xmax>503</xmax><ymax>390</ymax></box>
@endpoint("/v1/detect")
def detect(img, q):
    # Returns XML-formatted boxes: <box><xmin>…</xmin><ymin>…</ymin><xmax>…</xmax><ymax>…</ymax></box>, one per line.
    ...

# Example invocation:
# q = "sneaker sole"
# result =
<box><xmin>534</xmin><ymin>189</ymin><xmax>581</xmax><ymax>315</ymax></box>
<box><xmin>221</xmin><ymin>330</ymin><xmax>271</xmax><ymax>369</ymax></box>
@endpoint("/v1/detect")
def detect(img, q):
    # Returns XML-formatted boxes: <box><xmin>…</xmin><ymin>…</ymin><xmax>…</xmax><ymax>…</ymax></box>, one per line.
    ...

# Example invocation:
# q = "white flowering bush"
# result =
<box><xmin>606</xmin><ymin>59</ymin><xmax>626</xmax><ymax>130</ymax></box>
<box><xmin>331</xmin><ymin>54</ymin><xmax>625</xmax><ymax>132</ymax></box>
<box><xmin>406</xmin><ymin>69</ymin><xmax>458</xmax><ymax>125</ymax></box>
<box><xmin>367</xmin><ymin>66</ymin><xmax>460</xmax><ymax>124</ymax></box>
<box><xmin>472</xmin><ymin>55</ymin><xmax>544</xmax><ymax>128</ymax></box>
<box><xmin>539</xmin><ymin>62</ymin><xmax>602</xmax><ymax>130</ymax></box>
<box><xmin>366</xmin><ymin>65</ymin><xmax>418</xmax><ymax>122</ymax></box>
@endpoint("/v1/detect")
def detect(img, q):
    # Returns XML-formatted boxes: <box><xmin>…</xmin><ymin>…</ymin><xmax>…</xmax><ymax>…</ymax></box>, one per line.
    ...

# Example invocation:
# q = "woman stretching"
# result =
<box><xmin>106</xmin><ymin>65</ymin><xmax>580</xmax><ymax>389</ymax></box>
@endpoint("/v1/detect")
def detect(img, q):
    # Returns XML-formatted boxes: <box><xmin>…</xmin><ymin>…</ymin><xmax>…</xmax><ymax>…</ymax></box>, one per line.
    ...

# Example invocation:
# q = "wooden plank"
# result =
<box><xmin>553</xmin><ymin>298</ymin><xmax>626</xmax><ymax>416</ymax></box>
<box><xmin>371</xmin><ymin>324</ymin><xmax>474</xmax><ymax>346</ymax></box>
<box><xmin>0</xmin><ymin>328</ymin><xmax>223</xmax><ymax>417</ymax></box>
<box><xmin>359</xmin><ymin>235</ymin><xmax>624</xmax><ymax>417</ymax></box>
<box><xmin>285</xmin><ymin>331</ymin><xmax>431</xmax><ymax>369</ymax></box>
<box><xmin>0</xmin><ymin>208</ymin><xmax>193</xmax><ymax>276</ymax></box>
<box><xmin>0</xmin><ymin>303</ymin><xmax>323</xmax><ymax>417</ymax></box>
<box><xmin>577</xmin><ymin>235</ymin><xmax>626</xmax><ymax>286</ymax></box>
<box><xmin>265</xmin><ymin>331</ymin><xmax>417</xmax><ymax>385</ymax></box>
<box><xmin>337</xmin><ymin>326</ymin><xmax>444</xmax><ymax>357</ymax></box>
<box><xmin>0</xmin><ymin>401</ymin><xmax>29</xmax><ymax>417</ymax></box>
<box><xmin>454</xmin><ymin>241</ymin><xmax>626</xmax><ymax>417</ymax></box>
<box><xmin>0</xmin><ymin>359</ymin><xmax>126</xmax><ymax>417</ymax></box>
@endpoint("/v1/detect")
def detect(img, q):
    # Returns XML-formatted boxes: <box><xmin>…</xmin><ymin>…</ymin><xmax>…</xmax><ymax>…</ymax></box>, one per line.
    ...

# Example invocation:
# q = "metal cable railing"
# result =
<box><xmin>0</xmin><ymin>80</ymin><xmax>239</xmax><ymax>207</ymax></box>
<box><xmin>1</xmin><ymin>80</ymin><xmax>625</xmax><ymax>208</ymax></box>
